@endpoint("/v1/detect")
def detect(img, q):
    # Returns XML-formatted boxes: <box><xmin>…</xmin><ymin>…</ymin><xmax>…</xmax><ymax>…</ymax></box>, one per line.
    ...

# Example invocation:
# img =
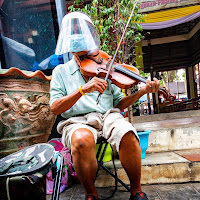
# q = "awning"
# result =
<box><xmin>141</xmin><ymin>5</ymin><xmax>200</xmax><ymax>29</ymax></box>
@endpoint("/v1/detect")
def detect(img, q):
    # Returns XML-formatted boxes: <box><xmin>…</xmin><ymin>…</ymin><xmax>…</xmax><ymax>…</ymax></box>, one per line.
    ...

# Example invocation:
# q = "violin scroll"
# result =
<box><xmin>158</xmin><ymin>86</ymin><xmax>176</xmax><ymax>102</ymax></box>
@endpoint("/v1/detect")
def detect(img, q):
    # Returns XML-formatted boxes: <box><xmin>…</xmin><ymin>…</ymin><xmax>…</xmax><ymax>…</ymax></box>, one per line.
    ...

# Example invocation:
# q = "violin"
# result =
<box><xmin>80</xmin><ymin>50</ymin><xmax>139</xmax><ymax>89</ymax></box>
<box><xmin>80</xmin><ymin>50</ymin><xmax>170</xmax><ymax>99</ymax></box>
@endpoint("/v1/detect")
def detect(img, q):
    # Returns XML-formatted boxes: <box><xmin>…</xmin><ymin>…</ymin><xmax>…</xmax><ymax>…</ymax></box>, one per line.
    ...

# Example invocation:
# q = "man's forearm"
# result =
<box><xmin>116</xmin><ymin>89</ymin><xmax>146</xmax><ymax>111</ymax></box>
<box><xmin>50</xmin><ymin>89</ymin><xmax>82</xmax><ymax>115</ymax></box>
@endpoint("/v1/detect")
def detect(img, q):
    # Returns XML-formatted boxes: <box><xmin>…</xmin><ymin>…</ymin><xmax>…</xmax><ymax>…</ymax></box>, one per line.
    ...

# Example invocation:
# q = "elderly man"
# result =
<box><xmin>50</xmin><ymin>11</ymin><xmax>160</xmax><ymax>200</ymax></box>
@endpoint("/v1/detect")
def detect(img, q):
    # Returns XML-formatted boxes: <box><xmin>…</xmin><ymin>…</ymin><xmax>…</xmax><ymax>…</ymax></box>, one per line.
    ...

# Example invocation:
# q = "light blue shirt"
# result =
<box><xmin>50</xmin><ymin>57</ymin><xmax>124</xmax><ymax>119</ymax></box>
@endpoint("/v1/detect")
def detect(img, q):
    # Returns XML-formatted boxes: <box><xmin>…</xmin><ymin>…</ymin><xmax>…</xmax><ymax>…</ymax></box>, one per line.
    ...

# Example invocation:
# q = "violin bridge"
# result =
<box><xmin>97</xmin><ymin>56</ymin><xmax>103</xmax><ymax>64</ymax></box>
<box><xmin>106</xmin><ymin>59</ymin><xmax>111</xmax><ymax>69</ymax></box>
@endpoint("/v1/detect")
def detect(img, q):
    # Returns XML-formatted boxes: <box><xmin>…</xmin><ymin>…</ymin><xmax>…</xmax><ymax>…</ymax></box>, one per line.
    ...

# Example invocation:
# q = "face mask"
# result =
<box><xmin>69</xmin><ymin>34</ymin><xmax>87</xmax><ymax>52</ymax></box>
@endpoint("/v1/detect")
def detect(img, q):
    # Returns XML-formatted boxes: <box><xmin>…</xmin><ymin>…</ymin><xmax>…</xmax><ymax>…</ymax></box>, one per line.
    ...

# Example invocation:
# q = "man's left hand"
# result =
<box><xmin>141</xmin><ymin>77</ymin><xmax>160</xmax><ymax>94</ymax></box>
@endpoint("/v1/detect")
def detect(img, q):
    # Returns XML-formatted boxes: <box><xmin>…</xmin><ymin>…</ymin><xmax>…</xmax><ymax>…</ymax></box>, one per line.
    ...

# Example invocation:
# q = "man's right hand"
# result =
<box><xmin>81</xmin><ymin>77</ymin><xmax>107</xmax><ymax>94</ymax></box>
<box><xmin>50</xmin><ymin>77</ymin><xmax>107</xmax><ymax>115</ymax></box>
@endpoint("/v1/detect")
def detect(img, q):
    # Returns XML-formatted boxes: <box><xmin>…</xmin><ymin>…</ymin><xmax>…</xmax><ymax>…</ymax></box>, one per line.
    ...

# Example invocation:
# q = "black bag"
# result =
<box><xmin>0</xmin><ymin>143</ymin><xmax>63</xmax><ymax>200</ymax></box>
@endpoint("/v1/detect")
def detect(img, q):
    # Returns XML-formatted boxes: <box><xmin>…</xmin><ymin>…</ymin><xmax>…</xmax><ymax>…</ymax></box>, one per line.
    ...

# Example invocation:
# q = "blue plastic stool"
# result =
<box><xmin>137</xmin><ymin>130</ymin><xmax>151</xmax><ymax>159</ymax></box>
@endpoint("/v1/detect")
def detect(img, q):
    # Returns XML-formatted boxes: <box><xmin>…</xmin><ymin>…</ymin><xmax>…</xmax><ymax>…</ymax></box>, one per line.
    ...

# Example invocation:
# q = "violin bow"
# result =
<box><xmin>97</xmin><ymin>0</ymin><xmax>140</xmax><ymax>104</ymax></box>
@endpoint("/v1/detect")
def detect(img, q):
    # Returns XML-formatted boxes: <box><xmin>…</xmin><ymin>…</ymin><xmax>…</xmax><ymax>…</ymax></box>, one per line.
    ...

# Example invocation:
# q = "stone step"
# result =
<box><xmin>132</xmin><ymin>110</ymin><xmax>200</xmax><ymax>123</ymax></box>
<box><xmin>133</xmin><ymin>114</ymin><xmax>200</xmax><ymax>153</ymax></box>
<box><xmin>146</xmin><ymin>125</ymin><xmax>200</xmax><ymax>153</ymax></box>
<box><xmin>95</xmin><ymin>149</ymin><xmax>200</xmax><ymax>187</ymax></box>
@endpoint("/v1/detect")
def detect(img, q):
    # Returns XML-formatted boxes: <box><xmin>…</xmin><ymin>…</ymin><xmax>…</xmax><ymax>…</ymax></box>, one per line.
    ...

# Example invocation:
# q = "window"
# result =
<box><xmin>0</xmin><ymin>0</ymin><xmax>58</xmax><ymax>72</ymax></box>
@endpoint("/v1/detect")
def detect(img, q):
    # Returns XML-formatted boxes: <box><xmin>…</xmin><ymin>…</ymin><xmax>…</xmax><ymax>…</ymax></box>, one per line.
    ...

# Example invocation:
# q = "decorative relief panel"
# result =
<box><xmin>0</xmin><ymin>68</ymin><xmax>55</xmax><ymax>157</ymax></box>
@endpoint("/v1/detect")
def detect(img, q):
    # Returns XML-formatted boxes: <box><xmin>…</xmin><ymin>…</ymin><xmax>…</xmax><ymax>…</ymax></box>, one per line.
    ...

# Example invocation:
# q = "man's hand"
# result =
<box><xmin>81</xmin><ymin>77</ymin><xmax>107</xmax><ymax>94</ymax></box>
<box><xmin>141</xmin><ymin>77</ymin><xmax>160</xmax><ymax>94</ymax></box>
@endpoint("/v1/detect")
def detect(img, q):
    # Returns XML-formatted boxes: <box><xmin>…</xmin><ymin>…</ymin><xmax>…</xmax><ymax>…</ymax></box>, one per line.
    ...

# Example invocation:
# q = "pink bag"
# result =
<box><xmin>46</xmin><ymin>138</ymin><xmax>79</xmax><ymax>194</ymax></box>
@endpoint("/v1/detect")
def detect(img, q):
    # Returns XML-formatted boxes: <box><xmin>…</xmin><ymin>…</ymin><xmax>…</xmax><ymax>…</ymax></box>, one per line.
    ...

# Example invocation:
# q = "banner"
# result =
<box><xmin>139</xmin><ymin>0</ymin><xmax>200</xmax><ymax>13</ymax></box>
<box><xmin>141</xmin><ymin>11</ymin><xmax>200</xmax><ymax>29</ymax></box>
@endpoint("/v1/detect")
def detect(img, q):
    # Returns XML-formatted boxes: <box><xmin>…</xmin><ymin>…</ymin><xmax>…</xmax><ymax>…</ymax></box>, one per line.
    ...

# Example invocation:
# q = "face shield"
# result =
<box><xmin>55</xmin><ymin>12</ymin><xmax>100</xmax><ymax>55</ymax></box>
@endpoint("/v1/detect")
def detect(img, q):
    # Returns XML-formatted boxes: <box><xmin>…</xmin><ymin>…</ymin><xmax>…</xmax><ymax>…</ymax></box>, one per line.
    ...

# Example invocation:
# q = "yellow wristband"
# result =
<box><xmin>79</xmin><ymin>85</ymin><xmax>87</xmax><ymax>95</ymax></box>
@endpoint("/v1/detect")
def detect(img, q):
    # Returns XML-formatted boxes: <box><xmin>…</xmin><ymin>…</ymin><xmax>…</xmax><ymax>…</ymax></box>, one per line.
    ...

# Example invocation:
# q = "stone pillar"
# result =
<box><xmin>187</xmin><ymin>66</ymin><xmax>196</xmax><ymax>99</ymax></box>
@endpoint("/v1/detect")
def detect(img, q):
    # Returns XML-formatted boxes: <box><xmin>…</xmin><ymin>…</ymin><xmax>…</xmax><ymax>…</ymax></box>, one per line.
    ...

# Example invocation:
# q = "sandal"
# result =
<box><xmin>129</xmin><ymin>192</ymin><xmax>148</xmax><ymax>200</ymax></box>
<box><xmin>85</xmin><ymin>195</ymin><xmax>98</xmax><ymax>200</ymax></box>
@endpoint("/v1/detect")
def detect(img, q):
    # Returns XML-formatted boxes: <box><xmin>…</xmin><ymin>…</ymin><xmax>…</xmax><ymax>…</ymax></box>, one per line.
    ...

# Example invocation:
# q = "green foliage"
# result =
<box><xmin>139</xmin><ymin>70</ymin><xmax>149</xmax><ymax>79</ymax></box>
<box><xmin>68</xmin><ymin>0</ymin><xmax>145</xmax><ymax>66</ymax></box>
<box><xmin>159</xmin><ymin>79</ymin><xmax>165</xmax><ymax>86</ymax></box>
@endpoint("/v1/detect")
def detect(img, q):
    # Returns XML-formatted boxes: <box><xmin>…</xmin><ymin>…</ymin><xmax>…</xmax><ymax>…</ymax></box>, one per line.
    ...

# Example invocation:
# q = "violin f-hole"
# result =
<box><xmin>97</xmin><ymin>67</ymin><xmax>109</xmax><ymax>72</ymax></box>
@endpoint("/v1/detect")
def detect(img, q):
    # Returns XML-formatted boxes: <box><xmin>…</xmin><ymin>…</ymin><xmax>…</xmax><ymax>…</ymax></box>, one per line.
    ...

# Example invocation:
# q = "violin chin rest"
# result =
<box><xmin>88</xmin><ymin>48</ymin><xmax>100</xmax><ymax>57</ymax></box>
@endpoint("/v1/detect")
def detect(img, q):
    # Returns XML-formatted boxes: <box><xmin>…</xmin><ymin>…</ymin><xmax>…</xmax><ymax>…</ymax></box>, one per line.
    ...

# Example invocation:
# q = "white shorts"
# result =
<box><xmin>57</xmin><ymin>108</ymin><xmax>138</xmax><ymax>152</ymax></box>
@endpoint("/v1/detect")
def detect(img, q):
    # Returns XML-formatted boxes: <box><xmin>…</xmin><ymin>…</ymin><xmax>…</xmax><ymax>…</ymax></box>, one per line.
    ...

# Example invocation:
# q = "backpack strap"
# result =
<box><xmin>6</xmin><ymin>177</ymin><xmax>11</xmax><ymax>200</ymax></box>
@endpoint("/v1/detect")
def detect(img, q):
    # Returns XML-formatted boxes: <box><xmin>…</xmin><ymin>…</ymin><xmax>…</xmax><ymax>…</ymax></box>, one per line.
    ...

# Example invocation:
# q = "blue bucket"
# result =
<box><xmin>137</xmin><ymin>130</ymin><xmax>151</xmax><ymax>159</ymax></box>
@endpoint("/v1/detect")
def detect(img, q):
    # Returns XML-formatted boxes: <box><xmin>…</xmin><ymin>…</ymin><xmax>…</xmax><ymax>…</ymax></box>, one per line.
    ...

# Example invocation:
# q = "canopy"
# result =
<box><xmin>141</xmin><ymin>5</ymin><xmax>200</xmax><ymax>29</ymax></box>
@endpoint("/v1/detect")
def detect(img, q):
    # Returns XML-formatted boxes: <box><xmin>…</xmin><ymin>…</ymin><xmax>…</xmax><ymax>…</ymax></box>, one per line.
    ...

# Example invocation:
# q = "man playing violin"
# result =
<box><xmin>50</xmin><ymin>12</ymin><xmax>160</xmax><ymax>200</ymax></box>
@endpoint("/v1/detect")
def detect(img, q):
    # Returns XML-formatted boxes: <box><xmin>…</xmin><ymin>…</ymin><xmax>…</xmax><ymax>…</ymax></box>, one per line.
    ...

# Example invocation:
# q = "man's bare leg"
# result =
<box><xmin>71</xmin><ymin>128</ymin><xmax>98</xmax><ymax>198</ymax></box>
<box><xmin>119</xmin><ymin>131</ymin><xmax>142</xmax><ymax>196</ymax></box>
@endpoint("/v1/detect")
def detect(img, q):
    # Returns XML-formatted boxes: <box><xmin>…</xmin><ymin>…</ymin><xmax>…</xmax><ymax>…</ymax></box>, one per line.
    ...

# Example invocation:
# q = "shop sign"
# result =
<box><xmin>139</xmin><ymin>0</ymin><xmax>200</xmax><ymax>13</ymax></box>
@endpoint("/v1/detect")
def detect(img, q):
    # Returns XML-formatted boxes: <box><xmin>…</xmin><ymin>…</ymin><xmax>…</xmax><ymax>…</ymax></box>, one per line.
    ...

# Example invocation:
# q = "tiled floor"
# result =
<box><xmin>175</xmin><ymin>149</ymin><xmax>200</xmax><ymax>162</ymax></box>
<box><xmin>47</xmin><ymin>182</ymin><xmax>200</xmax><ymax>200</ymax></box>
<box><xmin>180</xmin><ymin>154</ymin><xmax>200</xmax><ymax>162</ymax></box>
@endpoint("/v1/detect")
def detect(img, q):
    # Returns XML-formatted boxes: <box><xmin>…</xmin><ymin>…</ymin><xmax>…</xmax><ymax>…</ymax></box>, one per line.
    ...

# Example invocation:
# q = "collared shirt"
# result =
<box><xmin>50</xmin><ymin>57</ymin><xmax>124</xmax><ymax>119</ymax></box>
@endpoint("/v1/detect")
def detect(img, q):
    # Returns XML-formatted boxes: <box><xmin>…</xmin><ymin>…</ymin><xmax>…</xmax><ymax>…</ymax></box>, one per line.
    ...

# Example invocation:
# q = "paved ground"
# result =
<box><xmin>47</xmin><ymin>182</ymin><xmax>200</xmax><ymax>200</ymax></box>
